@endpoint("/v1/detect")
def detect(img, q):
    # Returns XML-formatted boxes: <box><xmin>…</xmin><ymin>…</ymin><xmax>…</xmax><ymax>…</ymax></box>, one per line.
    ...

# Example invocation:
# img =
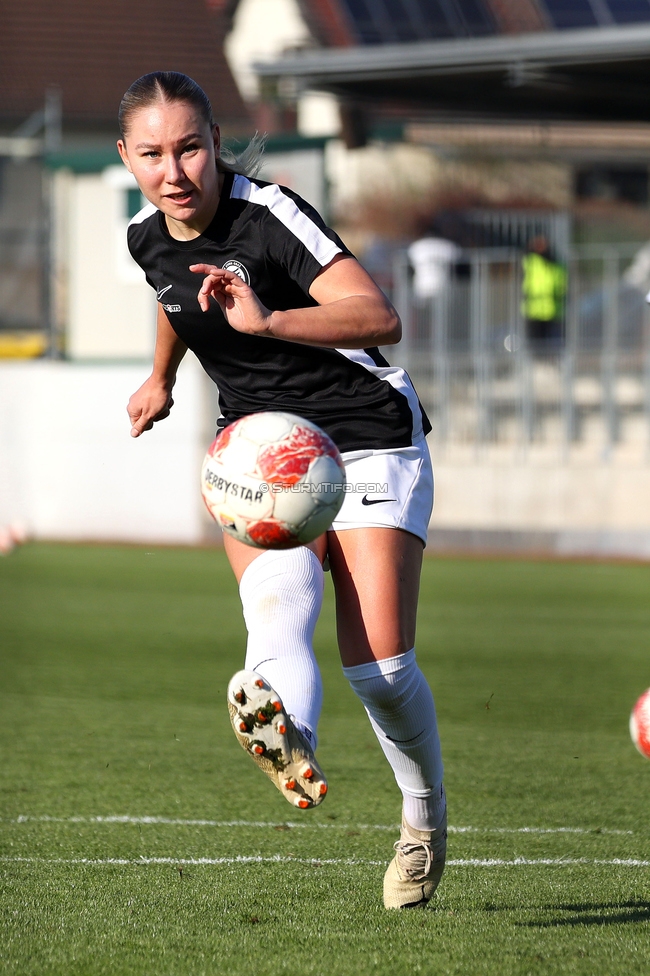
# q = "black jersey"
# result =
<box><xmin>127</xmin><ymin>171</ymin><xmax>430</xmax><ymax>453</ymax></box>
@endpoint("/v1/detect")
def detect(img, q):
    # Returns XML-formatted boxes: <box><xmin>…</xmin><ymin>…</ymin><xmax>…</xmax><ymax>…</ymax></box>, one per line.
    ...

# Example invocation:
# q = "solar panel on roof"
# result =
<box><xmin>607</xmin><ymin>0</ymin><xmax>650</xmax><ymax>24</ymax></box>
<box><xmin>371</xmin><ymin>0</ymin><xmax>417</xmax><ymax>42</ymax></box>
<box><xmin>453</xmin><ymin>0</ymin><xmax>496</xmax><ymax>34</ymax></box>
<box><xmin>542</xmin><ymin>0</ymin><xmax>600</xmax><ymax>29</ymax></box>
<box><xmin>382</xmin><ymin>0</ymin><xmax>425</xmax><ymax>42</ymax></box>
<box><xmin>339</xmin><ymin>0</ymin><xmax>495</xmax><ymax>42</ymax></box>
<box><xmin>339</xmin><ymin>0</ymin><xmax>650</xmax><ymax>44</ymax></box>
<box><xmin>340</xmin><ymin>0</ymin><xmax>382</xmax><ymax>44</ymax></box>
<box><xmin>419</xmin><ymin>0</ymin><xmax>463</xmax><ymax>36</ymax></box>
<box><xmin>544</xmin><ymin>0</ymin><xmax>650</xmax><ymax>27</ymax></box>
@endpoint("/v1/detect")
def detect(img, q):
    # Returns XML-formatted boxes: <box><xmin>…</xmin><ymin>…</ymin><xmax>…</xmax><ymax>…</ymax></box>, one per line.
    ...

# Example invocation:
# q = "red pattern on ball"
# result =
<box><xmin>209</xmin><ymin>420</ymin><xmax>241</xmax><ymax>460</ymax></box>
<box><xmin>257</xmin><ymin>425</ymin><xmax>342</xmax><ymax>486</ymax></box>
<box><xmin>248</xmin><ymin>519</ymin><xmax>296</xmax><ymax>548</ymax></box>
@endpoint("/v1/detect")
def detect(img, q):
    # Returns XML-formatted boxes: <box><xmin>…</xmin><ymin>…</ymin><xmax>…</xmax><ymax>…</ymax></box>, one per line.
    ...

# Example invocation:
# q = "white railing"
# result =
<box><xmin>391</xmin><ymin>244</ymin><xmax>650</xmax><ymax>461</ymax></box>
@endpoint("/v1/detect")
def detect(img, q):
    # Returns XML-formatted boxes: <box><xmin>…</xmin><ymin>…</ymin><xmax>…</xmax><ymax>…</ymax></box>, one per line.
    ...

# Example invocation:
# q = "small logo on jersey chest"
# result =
<box><xmin>222</xmin><ymin>260</ymin><xmax>250</xmax><ymax>285</ymax></box>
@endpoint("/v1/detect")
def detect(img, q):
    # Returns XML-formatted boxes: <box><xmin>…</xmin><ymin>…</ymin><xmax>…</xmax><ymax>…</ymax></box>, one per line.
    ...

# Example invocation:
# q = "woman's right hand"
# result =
<box><xmin>127</xmin><ymin>377</ymin><xmax>174</xmax><ymax>437</ymax></box>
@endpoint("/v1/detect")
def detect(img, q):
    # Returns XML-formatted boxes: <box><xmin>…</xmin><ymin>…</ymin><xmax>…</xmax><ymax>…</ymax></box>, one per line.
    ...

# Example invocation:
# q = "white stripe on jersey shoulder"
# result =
<box><xmin>231</xmin><ymin>174</ymin><xmax>341</xmax><ymax>268</ymax></box>
<box><xmin>128</xmin><ymin>202</ymin><xmax>157</xmax><ymax>226</ymax></box>
<box><xmin>337</xmin><ymin>348</ymin><xmax>424</xmax><ymax>442</ymax></box>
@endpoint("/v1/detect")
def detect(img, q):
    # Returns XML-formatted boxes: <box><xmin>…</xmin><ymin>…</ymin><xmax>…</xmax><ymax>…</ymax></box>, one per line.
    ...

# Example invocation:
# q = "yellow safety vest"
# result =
<box><xmin>522</xmin><ymin>253</ymin><xmax>567</xmax><ymax>322</ymax></box>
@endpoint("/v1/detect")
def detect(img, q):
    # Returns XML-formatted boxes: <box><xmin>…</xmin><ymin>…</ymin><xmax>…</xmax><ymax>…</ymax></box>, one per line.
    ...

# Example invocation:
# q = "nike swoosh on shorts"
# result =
<box><xmin>361</xmin><ymin>496</ymin><xmax>397</xmax><ymax>506</ymax></box>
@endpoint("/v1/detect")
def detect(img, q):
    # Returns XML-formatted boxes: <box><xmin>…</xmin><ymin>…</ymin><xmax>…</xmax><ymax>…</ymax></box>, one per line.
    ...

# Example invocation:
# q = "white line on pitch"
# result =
<box><xmin>0</xmin><ymin>855</ymin><xmax>385</xmax><ymax>867</ymax></box>
<box><xmin>450</xmin><ymin>826</ymin><xmax>634</xmax><ymax>836</ymax></box>
<box><xmin>449</xmin><ymin>858</ymin><xmax>650</xmax><ymax>868</ymax></box>
<box><xmin>4</xmin><ymin>816</ymin><xmax>633</xmax><ymax>835</ymax></box>
<box><xmin>9</xmin><ymin>815</ymin><xmax>395</xmax><ymax>830</ymax></box>
<box><xmin>1</xmin><ymin>855</ymin><xmax>649</xmax><ymax>868</ymax></box>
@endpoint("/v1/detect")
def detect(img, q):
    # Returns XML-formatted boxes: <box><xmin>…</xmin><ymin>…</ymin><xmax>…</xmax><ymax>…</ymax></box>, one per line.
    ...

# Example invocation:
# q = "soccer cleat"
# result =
<box><xmin>226</xmin><ymin>670</ymin><xmax>327</xmax><ymax>809</ymax></box>
<box><xmin>383</xmin><ymin>810</ymin><xmax>447</xmax><ymax>909</ymax></box>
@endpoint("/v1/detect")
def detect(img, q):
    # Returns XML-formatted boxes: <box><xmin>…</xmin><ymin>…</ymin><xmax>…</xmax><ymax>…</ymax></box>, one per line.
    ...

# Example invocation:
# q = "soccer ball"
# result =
<box><xmin>629</xmin><ymin>688</ymin><xmax>650</xmax><ymax>759</ymax></box>
<box><xmin>201</xmin><ymin>411</ymin><xmax>346</xmax><ymax>549</ymax></box>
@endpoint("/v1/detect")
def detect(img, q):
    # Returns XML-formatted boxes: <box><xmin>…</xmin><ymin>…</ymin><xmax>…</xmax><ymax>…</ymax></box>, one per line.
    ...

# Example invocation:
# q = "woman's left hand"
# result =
<box><xmin>190</xmin><ymin>264</ymin><xmax>272</xmax><ymax>336</ymax></box>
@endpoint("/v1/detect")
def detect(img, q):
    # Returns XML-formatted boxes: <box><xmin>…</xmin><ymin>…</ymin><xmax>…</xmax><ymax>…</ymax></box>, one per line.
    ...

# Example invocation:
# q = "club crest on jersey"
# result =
<box><xmin>222</xmin><ymin>259</ymin><xmax>250</xmax><ymax>285</ymax></box>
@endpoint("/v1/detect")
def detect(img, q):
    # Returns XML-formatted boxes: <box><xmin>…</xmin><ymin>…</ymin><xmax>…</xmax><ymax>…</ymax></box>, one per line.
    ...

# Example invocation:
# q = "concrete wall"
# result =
<box><xmin>0</xmin><ymin>357</ymin><xmax>217</xmax><ymax>544</ymax></box>
<box><xmin>3</xmin><ymin>358</ymin><xmax>650</xmax><ymax>557</ymax></box>
<box><xmin>430</xmin><ymin>453</ymin><xmax>650</xmax><ymax>558</ymax></box>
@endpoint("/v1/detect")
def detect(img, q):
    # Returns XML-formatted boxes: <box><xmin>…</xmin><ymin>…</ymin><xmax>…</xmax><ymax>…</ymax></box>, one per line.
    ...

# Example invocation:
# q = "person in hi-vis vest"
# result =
<box><xmin>522</xmin><ymin>235</ymin><xmax>567</xmax><ymax>349</ymax></box>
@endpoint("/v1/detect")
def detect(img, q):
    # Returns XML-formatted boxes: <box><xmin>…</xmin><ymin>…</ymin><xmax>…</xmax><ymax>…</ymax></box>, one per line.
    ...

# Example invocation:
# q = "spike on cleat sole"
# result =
<box><xmin>227</xmin><ymin>670</ymin><xmax>328</xmax><ymax>810</ymax></box>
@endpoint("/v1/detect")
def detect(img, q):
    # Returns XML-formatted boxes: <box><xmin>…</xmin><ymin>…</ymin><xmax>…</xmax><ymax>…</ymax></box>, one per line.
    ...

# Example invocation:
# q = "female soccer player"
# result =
<box><xmin>117</xmin><ymin>72</ymin><xmax>445</xmax><ymax>909</ymax></box>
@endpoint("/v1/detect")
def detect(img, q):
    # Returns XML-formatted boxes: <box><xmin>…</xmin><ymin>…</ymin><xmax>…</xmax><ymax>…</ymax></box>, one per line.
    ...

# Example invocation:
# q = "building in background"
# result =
<box><xmin>246</xmin><ymin>1</ymin><xmax>650</xmax><ymax>558</ymax></box>
<box><xmin>0</xmin><ymin>0</ymin><xmax>249</xmax><ymax>361</ymax></box>
<box><xmin>4</xmin><ymin>0</ymin><xmax>650</xmax><ymax>553</ymax></box>
<box><xmin>0</xmin><ymin>0</ymin><xmax>248</xmax><ymax>545</ymax></box>
<box><xmin>242</xmin><ymin>3</ymin><xmax>650</xmax><ymax>248</ymax></box>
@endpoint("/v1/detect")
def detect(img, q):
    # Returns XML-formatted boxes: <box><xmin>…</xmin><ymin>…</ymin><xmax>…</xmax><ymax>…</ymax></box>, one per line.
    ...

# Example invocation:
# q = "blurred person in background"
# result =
<box><xmin>408</xmin><ymin>237</ymin><xmax>461</xmax><ymax>302</ymax></box>
<box><xmin>522</xmin><ymin>235</ymin><xmax>567</xmax><ymax>350</ymax></box>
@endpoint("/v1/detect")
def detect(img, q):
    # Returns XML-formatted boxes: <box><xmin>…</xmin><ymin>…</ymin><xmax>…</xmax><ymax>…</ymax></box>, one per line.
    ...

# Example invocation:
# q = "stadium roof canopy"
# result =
<box><xmin>255</xmin><ymin>23</ymin><xmax>650</xmax><ymax>123</ymax></box>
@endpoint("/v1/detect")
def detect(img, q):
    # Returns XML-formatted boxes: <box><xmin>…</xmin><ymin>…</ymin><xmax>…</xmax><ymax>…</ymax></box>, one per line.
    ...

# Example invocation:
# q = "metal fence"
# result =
<box><xmin>391</xmin><ymin>244</ymin><xmax>650</xmax><ymax>459</ymax></box>
<box><xmin>0</xmin><ymin>93</ymin><xmax>61</xmax><ymax>354</ymax></box>
<box><xmin>0</xmin><ymin>157</ymin><xmax>47</xmax><ymax>334</ymax></box>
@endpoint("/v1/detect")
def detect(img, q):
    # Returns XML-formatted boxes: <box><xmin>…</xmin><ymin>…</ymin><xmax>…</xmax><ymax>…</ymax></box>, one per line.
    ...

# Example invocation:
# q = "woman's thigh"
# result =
<box><xmin>327</xmin><ymin>526</ymin><xmax>424</xmax><ymax>668</ymax></box>
<box><xmin>223</xmin><ymin>532</ymin><xmax>328</xmax><ymax>584</ymax></box>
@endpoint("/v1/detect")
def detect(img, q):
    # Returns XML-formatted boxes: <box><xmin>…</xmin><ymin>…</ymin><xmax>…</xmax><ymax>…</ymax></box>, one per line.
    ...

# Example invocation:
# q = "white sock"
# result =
<box><xmin>239</xmin><ymin>547</ymin><xmax>324</xmax><ymax>747</ymax></box>
<box><xmin>342</xmin><ymin>649</ymin><xmax>445</xmax><ymax>831</ymax></box>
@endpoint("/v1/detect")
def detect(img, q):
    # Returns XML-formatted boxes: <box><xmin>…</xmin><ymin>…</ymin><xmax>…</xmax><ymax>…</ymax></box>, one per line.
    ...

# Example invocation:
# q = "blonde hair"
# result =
<box><xmin>218</xmin><ymin>132</ymin><xmax>266</xmax><ymax>179</ymax></box>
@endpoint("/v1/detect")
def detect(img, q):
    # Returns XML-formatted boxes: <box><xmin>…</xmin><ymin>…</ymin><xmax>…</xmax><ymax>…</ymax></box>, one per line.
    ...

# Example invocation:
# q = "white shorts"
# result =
<box><xmin>329</xmin><ymin>438</ymin><xmax>434</xmax><ymax>545</ymax></box>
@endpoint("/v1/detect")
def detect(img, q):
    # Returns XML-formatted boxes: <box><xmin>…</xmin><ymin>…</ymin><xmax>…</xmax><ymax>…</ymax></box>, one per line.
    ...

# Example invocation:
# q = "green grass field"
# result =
<box><xmin>1</xmin><ymin>543</ymin><xmax>650</xmax><ymax>976</ymax></box>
